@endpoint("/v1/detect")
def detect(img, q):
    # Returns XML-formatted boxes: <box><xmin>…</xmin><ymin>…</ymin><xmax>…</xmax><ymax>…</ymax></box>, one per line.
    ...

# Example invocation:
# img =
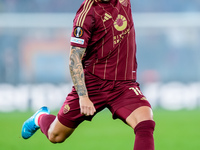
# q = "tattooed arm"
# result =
<box><xmin>69</xmin><ymin>46</ymin><xmax>96</xmax><ymax>116</ymax></box>
<box><xmin>69</xmin><ymin>46</ymin><xmax>87</xmax><ymax>96</ymax></box>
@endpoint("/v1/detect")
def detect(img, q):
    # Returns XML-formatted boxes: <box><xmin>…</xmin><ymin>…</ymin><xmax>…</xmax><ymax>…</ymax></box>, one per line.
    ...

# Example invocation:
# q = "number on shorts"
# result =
<box><xmin>129</xmin><ymin>87</ymin><xmax>142</xmax><ymax>95</ymax></box>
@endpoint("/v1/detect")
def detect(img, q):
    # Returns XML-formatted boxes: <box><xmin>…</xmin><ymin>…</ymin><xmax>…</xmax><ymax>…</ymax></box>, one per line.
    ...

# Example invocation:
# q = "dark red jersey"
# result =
<box><xmin>70</xmin><ymin>0</ymin><xmax>137</xmax><ymax>80</ymax></box>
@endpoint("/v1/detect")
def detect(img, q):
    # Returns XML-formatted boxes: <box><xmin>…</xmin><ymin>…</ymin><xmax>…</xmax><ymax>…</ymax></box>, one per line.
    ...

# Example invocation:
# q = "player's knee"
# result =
<box><xmin>48</xmin><ymin>135</ymin><xmax>66</xmax><ymax>143</ymax></box>
<box><xmin>126</xmin><ymin>106</ymin><xmax>153</xmax><ymax>129</ymax></box>
<box><xmin>48</xmin><ymin>132</ymin><xmax>66</xmax><ymax>143</ymax></box>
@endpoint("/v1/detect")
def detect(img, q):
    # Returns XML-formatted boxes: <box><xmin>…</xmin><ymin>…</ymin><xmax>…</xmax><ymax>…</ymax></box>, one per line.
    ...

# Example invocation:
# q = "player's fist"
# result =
<box><xmin>79</xmin><ymin>96</ymin><xmax>96</xmax><ymax>116</ymax></box>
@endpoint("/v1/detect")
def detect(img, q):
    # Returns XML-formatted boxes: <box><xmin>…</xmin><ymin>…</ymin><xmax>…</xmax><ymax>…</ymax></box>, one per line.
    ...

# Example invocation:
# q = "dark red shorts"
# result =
<box><xmin>57</xmin><ymin>70</ymin><xmax>151</xmax><ymax>128</ymax></box>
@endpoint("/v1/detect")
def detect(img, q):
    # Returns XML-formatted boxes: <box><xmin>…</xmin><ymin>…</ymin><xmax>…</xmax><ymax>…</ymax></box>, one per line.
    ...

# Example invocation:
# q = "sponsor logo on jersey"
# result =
<box><xmin>114</xmin><ymin>14</ymin><xmax>127</xmax><ymax>31</ymax></box>
<box><xmin>63</xmin><ymin>104</ymin><xmax>70</xmax><ymax>114</ymax></box>
<box><xmin>73</xmin><ymin>26</ymin><xmax>84</xmax><ymax>38</ymax></box>
<box><xmin>113</xmin><ymin>14</ymin><xmax>128</xmax><ymax>44</ymax></box>
<box><xmin>71</xmin><ymin>37</ymin><xmax>85</xmax><ymax>45</ymax></box>
<box><xmin>113</xmin><ymin>28</ymin><xmax>130</xmax><ymax>44</ymax></box>
<box><xmin>103</xmin><ymin>13</ymin><xmax>112</xmax><ymax>22</ymax></box>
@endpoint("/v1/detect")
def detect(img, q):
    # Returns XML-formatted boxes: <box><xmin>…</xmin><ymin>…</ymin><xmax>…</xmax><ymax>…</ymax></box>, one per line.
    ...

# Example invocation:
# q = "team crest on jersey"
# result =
<box><xmin>63</xmin><ymin>104</ymin><xmax>70</xmax><ymax>114</ymax></box>
<box><xmin>73</xmin><ymin>26</ymin><xmax>84</xmax><ymax>38</ymax></box>
<box><xmin>114</xmin><ymin>14</ymin><xmax>127</xmax><ymax>31</ymax></box>
<box><xmin>119</xmin><ymin>0</ymin><xmax>128</xmax><ymax>7</ymax></box>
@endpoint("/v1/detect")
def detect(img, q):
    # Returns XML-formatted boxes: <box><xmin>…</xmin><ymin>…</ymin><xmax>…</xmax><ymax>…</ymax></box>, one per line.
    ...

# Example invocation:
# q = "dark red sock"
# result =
<box><xmin>39</xmin><ymin>114</ymin><xmax>56</xmax><ymax>138</ymax></box>
<box><xmin>38</xmin><ymin>114</ymin><xmax>46</xmax><ymax>126</ymax></box>
<box><xmin>134</xmin><ymin>120</ymin><xmax>155</xmax><ymax>150</ymax></box>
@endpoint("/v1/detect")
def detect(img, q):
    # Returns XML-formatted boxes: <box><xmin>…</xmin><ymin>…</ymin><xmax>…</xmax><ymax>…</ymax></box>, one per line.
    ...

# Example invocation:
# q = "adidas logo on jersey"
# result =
<box><xmin>103</xmin><ymin>13</ymin><xmax>112</xmax><ymax>22</ymax></box>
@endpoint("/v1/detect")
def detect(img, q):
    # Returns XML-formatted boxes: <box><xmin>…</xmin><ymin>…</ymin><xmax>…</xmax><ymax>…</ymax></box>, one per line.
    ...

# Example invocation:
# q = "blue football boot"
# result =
<box><xmin>21</xmin><ymin>106</ymin><xmax>50</xmax><ymax>139</ymax></box>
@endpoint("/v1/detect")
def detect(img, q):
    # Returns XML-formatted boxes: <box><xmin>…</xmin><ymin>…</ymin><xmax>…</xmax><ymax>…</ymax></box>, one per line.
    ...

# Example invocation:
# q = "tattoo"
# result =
<box><xmin>69</xmin><ymin>46</ymin><xmax>87</xmax><ymax>96</ymax></box>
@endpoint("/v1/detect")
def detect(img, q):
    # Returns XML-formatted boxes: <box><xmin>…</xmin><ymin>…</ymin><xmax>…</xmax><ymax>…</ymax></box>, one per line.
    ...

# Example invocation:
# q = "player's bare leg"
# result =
<box><xmin>46</xmin><ymin>117</ymin><xmax>75</xmax><ymax>143</ymax></box>
<box><xmin>126</xmin><ymin>106</ymin><xmax>153</xmax><ymax>128</ymax></box>
<box><xmin>39</xmin><ymin>115</ymin><xmax>75</xmax><ymax>143</ymax></box>
<box><xmin>126</xmin><ymin>106</ymin><xmax>155</xmax><ymax>150</ymax></box>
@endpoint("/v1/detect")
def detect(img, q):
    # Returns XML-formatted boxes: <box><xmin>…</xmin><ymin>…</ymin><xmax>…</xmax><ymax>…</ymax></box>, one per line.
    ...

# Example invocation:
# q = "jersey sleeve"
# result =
<box><xmin>70</xmin><ymin>1</ymin><xmax>94</xmax><ymax>48</ymax></box>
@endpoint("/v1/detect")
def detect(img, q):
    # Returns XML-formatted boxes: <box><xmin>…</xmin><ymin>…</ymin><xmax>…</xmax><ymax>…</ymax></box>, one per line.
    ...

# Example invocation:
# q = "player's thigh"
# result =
<box><xmin>48</xmin><ymin>117</ymin><xmax>75</xmax><ymax>141</ymax></box>
<box><xmin>126</xmin><ymin>106</ymin><xmax>153</xmax><ymax>129</ymax></box>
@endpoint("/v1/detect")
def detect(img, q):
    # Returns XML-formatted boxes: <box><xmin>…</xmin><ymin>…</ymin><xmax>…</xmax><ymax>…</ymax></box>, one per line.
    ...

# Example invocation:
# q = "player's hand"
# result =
<box><xmin>79</xmin><ymin>96</ymin><xmax>96</xmax><ymax>116</ymax></box>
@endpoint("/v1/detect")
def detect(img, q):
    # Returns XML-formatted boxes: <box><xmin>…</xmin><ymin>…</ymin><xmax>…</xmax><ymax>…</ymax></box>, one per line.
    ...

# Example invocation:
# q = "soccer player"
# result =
<box><xmin>22</xmin><ymin>0</ymin><xmax>155</xmax><ymax>150</ymax></box>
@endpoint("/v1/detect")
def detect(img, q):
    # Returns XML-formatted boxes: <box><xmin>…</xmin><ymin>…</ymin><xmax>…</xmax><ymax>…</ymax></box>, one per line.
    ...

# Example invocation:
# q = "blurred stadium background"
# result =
<box><xmin>0</xmin><ymin>0</ymin><xmax>200</xmax><ymax>150</ymax></box>
<box><xmin>0</xmin><ymin>0</ymin><xmax>200</xmax><ymax>112</ymax></box>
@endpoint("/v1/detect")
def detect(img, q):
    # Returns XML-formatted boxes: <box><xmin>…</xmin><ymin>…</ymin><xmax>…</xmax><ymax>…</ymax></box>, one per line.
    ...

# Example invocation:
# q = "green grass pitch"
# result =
<box><xmin>0</xmin><ymin>109</ymin><xmax>200</xmax><ymax>150</ymax></box>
